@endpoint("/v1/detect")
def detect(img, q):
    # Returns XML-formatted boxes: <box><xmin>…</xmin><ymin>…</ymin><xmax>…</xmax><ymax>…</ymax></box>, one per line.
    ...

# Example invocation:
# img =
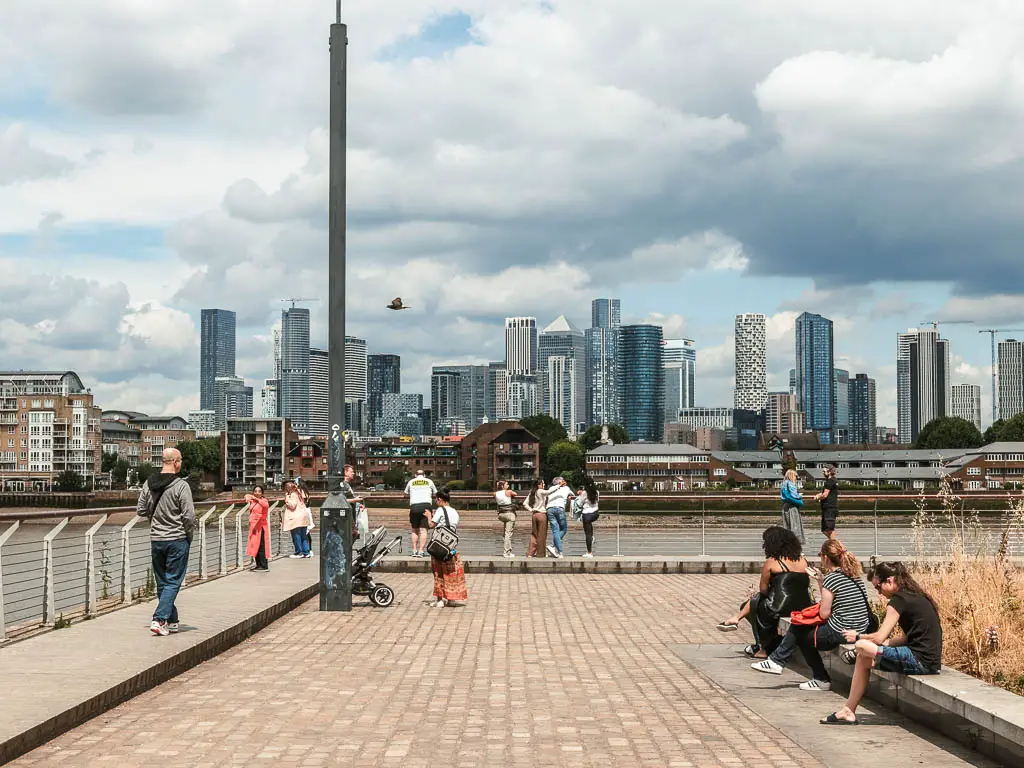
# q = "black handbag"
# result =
<box><xmin>426</xmin><ymin>508</ymin><xmax>459</xmax><ymax>561</ymax></box>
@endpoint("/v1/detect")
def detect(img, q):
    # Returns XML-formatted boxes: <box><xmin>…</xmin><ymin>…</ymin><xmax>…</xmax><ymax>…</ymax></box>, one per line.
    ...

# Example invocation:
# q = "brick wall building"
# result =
<box><xmin>460</xmin><ymin>422</ymin><xmax>541</xmax><ymax>491</ymax></box>
<box><xmin>351</xmin><ymin>436</ymin><xmax>461</xmax><ymax>487</ymax></box>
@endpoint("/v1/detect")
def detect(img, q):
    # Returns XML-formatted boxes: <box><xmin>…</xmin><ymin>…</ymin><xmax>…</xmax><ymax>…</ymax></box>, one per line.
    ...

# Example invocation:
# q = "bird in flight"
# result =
<box><xmin>386</xmin><ymin>297</ymin><xmax>409</xmax><ymax>310</ymax></box>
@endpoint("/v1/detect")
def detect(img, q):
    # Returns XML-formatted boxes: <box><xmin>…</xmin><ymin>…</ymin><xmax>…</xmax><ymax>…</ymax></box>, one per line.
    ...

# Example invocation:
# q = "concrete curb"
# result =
<box><xmin>375</xmin><ymin>556</ymin><xmax>764</xmax><ymax>574</ymax></box>
<box><xmin>779</xmin><ymin>618</ymin><xmax>1024</xmax><ymax>766</ymax></box>
<box><xmin>0</xmin><ymin>580</ymin><xmax>318</xmax><ymax>765</ymax></box>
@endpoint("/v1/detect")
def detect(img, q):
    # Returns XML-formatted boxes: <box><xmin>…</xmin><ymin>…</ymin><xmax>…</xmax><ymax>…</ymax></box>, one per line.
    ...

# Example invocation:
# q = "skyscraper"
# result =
<box><xmin>200</xmin><ymin>309</ymin><xmax>236</xmax><ymax>411</ymax></box>
<box><xmin>345</xmin><ymin>336</ymin><xmax>368</xmax><ymax>400</ymax></box>
<box><xmin>618</xmin><ymin>324</ymin><xmax>665</xmax><ymax>441</ymax></box>
<box><xmin>766</xmin><ymin>392</ymin><xmax>805</xmax><ymax>435</ymax></box>
<box><xmin>431</xmin><ymin>370</ymin><xmax>461</xmax><ymax>434</ymax></box>
<box><xmin>905</xmin><ymin>328</ymin><xmax>951</xmax><ymax>442</ymax></box>
<box><xmin>368</xmin><ymin>354</ymin><xmax>401</xmax><ymax>435</ymax></box>
<box><xmin>896</xmin><ymin>331</ymin><xmax>916</xmax><ymax>444</ymax></box>
<box><xmin>734</xmin><ymin>313</ymin><xmax>767</xmax><ymax>412</ymax></box>
<box><xmin>308</xmin><ymin>348</ymin><xmax>329</xmax><ymax>435</ymax></box>
<box><xmin>663</xmin><ymin>338</ymin><xmax>696</xmax><ymax>424</ymax></box>
<box><xmin>378</xmin><ymin>393</ymin><xmax>424</xmax><ymax>435</ymax></box>
<box><xmin>586</xmin><ymin>298</ymin><xmax>621</xmax><ymax>427</ymax></box>
<box><xmin>998</xmin><ymin>339</ymin><xmax>1024</xmax><ymax>420</ymax></box>
<box><xmin>213</xmin><ymin>375</ymin><xmax>252</xmax><ymax>429</ymax></box>
<box><xmin>505</xmin><ymin>317</ymin><xmax>538</xmax><ymax>374</ymax></box>
<box><xmin>539</xmin><ymin>315</ymin><xmax>586</xmax><ymax>435</ymax></box>
<box><xmin>849</xmin><ymin>374</ymin><xmax>877</xmax><ymax>444</ymax></box>
<box><xmin>833</xmin><ymin>368</ymin><xmax>850</xmax><ymax>444</ymax></box>
<box><xmin>952</xmin><ymin>383</ymin><xmax>983</xmax><ymax>431</ymax></box>
<box><xmin>279</xmin><ymin>306</ymin><xmax>310</xmax><ymax>435</ymax></box>
<box><xmin>430</xmin><ymin>365</ymin><xmax>490</xmax><ymax>430</ymax></box>
<box><xmin>795</xmin><ymin>312</ymin><xmax>836</xmax><ymax>444</ymax></box>
<box><xmin>260</xmin><ymin>379</ymin><xmax>278</xmax><ymax>418</ymax></box>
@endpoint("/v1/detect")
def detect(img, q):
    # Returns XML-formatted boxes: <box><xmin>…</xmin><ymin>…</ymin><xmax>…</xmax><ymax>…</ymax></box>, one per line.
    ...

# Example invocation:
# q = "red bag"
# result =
<box><xmin>790</xmin><ymin>604</ymin><xmax>826</xmax><ymax>627</ymax></box>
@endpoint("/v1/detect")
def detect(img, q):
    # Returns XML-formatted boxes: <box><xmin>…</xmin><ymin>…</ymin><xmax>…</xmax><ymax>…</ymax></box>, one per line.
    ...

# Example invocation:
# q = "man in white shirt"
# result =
<box><xmin>544</xmin><ymin>476</ymin><xmax>574</xmax><ymax>558</ymax></box>
<box><xmin>404</xmin><ymin>469</ymin><xmax>438</xmax><ymax>557</ymax></box>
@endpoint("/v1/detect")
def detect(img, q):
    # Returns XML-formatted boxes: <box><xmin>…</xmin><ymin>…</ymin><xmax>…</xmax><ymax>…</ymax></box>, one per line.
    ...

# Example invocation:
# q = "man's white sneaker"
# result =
<box><xmin>582</xmin><ymin>552</ymin><xmax>594</xmax><ymax>558</ymax></box>
<box><xmin>289</xmin><ymin>553</ymin><xmax>303</xmax><ymax>559</ymax></box>
<box><xmin>167</xmin><ymin>622</ymin><xmax>180</xmax><ymax>634</ymax></box>
<box><xmin>503</xmin><ymin>553</ymin><xmax>515</xmax><ymax>559</ymax></box>
<box><xmin>546</xmin><ymin>545</ymin><xmax>558</xmax><ymax>558</ymax></box>
<box><xmin>555</xmin><ymin>551</ymin><xmax>563</xmax><ymax>559</ymax></box>
<box><xmin>150</xmin><ymin>620</ymin><xmax>169</xmax><ymax>637</ymax></box>
<box><xmin>751</xmin><ymin>658</ymin><xmax>783</xmax><ymax>675</ymax></box>
<box><xmin>799</xmin><ymin>679</ymin><xmax>832</xmax><ymax>691</ymax></box>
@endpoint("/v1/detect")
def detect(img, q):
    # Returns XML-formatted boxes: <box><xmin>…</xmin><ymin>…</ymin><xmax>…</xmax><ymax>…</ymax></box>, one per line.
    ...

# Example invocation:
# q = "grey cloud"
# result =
<box><xmin>0</xmin><ymin>127</ymin><xmax>73</xmax><ymax>184</ymax></box>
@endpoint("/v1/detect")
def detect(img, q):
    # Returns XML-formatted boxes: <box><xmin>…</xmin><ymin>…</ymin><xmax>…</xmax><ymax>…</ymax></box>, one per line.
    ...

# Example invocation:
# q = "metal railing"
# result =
<box><xmin>0</xmin><ymin>496</ymin><xmax>288</xmax><ymax>642</ymax></box>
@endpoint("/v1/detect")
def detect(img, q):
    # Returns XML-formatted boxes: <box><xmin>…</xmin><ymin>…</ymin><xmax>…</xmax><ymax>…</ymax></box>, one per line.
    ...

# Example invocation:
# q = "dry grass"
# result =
<box><xmin>907</xmin><ymin>485</ymin><xmax>1024</xmax><ymax>695</ymax></box>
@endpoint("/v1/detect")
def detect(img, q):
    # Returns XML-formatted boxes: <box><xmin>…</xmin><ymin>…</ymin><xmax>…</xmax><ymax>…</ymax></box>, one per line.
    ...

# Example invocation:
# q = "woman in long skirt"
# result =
<box><xmin>425</xmin><ymin>490</ymin><xmax>468</xmax><ymax>607</ymax></box>
<box><xmin>780</xmin><ymin>469</ymin><xmax>806</xmax><ymax>546</ymax></box>
<box><xmin>244</xmin><ymin>485</ymin><xmax>271</xmax><ymax>571</ymax></box>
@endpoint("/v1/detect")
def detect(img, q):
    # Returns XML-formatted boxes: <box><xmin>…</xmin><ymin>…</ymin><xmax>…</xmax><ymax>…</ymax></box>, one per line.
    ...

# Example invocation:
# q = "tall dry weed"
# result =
<box><xmin>910</xmin><ymin>477</ymin><xmax>1024</xmax><ymax>695</ymax></box>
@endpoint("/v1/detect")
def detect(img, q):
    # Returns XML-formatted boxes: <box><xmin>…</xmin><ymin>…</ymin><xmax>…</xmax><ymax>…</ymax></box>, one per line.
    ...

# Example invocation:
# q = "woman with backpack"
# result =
<box><xmin>750</xmin><ymin>538</ymin><xmax>874</xmax><ymax>690</ymax></box>
<box><xmin>424</xmin><ymin>490</ymin><xmax>468</xmax><ymax>607</ymax></box>
<box><xmin>780</xmin><ymin>469</ymin><xmax>805</xmax><ymax>546</ymax></box>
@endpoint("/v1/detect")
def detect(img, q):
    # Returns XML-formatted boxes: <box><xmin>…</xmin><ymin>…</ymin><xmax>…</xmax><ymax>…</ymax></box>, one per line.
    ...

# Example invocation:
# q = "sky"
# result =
<box><xmin>2</xmin><ymin>1</ymin><xmax>1024</xmax><ymax>429</ymax></box>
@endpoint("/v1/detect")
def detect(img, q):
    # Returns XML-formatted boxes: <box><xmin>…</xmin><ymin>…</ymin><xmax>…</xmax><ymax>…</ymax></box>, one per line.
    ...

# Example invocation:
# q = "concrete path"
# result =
<box><xmin>0</xmin><ymin>557</ymin><xmax>319</xmax><ymax>763</ymax></box>
<box><xmin>8</xmin><ymin>573</ymin><xmax>1001</xmax><ymax>767</ymax></box>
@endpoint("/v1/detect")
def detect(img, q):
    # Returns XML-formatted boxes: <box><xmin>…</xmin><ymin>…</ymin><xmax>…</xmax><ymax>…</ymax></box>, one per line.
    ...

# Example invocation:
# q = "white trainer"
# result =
<box><xmin>751</xmin><ymin>658</ymin><xmax>783</xmax><ymax>675</ymax></box>
<box><xmin>167</xmin><ymin>622</ymin><xmax>180</xmax><ymax>634</ymax></box>
<box><xmin>149</xmin><ymin>620</ymin><xmax>169</xmax><ymax>637</ymax></box>
<box><xmin>799</xmin><ymin>679</ymin><xmax>832</xmax><ymax>691</ymax></box>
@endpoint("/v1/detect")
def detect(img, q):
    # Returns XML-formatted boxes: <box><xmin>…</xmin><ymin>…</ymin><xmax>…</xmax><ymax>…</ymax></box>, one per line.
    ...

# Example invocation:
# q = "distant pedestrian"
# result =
<box><xmin>815</xmin><ymin>466</ymin><xmax>839</xmax><ymax>539</ymax></box>
<box><xmin>495</xmin><ymin>480</ymin><xmax>518</xmax><ymax>559</ymax></box>
<box><xmin>524</xmin><ymin>479</ymin><xmax>548</xmax><ymax>558</ymax></box>
<box><xmin>404</xmin><ymin>469</ymin><xmax>438</xmax><ymax>557</ymax></box>
<box><xmin>296</xmin><ymin>478</ymin><xmax>315</xmax><ymax>553</ymax></box>
<box><xmin>425</xmin><ymin>490</ymin><xmax>467</xmax><ymax>607</ymax></box>
<box><xmin>341</xmin><ymin>464</ymin><xmax>368</xmax><ymax>542</ymax></box>
<box><xmin>780</xmin><ymin>469</ymin><xmax>806</xmax><ymax>545</ymax></box>
<box><xmin>136</xmin><ymin>448</ymin><xmax>195</xmax><ymax>637</ymax></box>
<box><xmin>282</xmin><ymin>481</ymin><xmax>312</xmax><ymax>558</ymax></box>
<box><xmin>544</xmin><ymin>476</ymin><xmax>574</xmax><ymax>558</ymax></box>
<box><xmin>575</xmin><ymin>477</ymin><xmax>601</xmax><ymax>558</ymax></box>
<box><xmin>245</xmin><ymin>485</ymin><xmax>271</xmax><ymax>571</ymax></box>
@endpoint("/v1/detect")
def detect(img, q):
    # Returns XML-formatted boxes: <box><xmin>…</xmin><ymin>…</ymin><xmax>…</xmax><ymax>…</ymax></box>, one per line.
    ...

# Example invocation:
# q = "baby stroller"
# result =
<box><xmin>352</xmin><ymin>526</ymin><xmax>403</xmax><ymax>607</ymax></box>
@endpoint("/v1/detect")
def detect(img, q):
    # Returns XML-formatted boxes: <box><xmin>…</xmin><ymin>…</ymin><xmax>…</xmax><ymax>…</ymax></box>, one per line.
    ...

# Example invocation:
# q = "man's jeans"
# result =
<box><xmin>546</xmin><ymin>507</ymin><xmax>567</xmax><ymax>552</ymax></box>
<box><xmin>152</xmin><ymin>539</ymin><xmax>190</xmax><ymax>623</ymax></box>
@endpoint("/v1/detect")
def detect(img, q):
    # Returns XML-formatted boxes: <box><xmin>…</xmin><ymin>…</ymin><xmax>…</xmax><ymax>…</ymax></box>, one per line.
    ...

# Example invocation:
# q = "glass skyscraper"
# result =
<box><xmin>587</xmin><ymin>298</ymin><xmax>620</xmax><ymax>426</ymax></box>
<box><xmin>200</xmin><ymin>309</ymin><xmax>236</xmax><ymax>411</ymax></box>
<box><xmin>368</xmin><ymin>354</ymin><xmax>401</xmax><ymax>435</ymax></box>
<box><xmin>539</xmin><ymin>315</ymin><xmax>587</xmax><ymax>435</ymax></box>
<box><xmin>308</xmin><ymin>348</ymin><xmax>329</xmax><ymax>436</ymax></box>
<box><xmin>279</xmin><ymin>306</ymin><xmax>310</xmax><ymax>435</ymax></box>
<box><xmin>849</xmin><ymin>373</ymin><xmax>877</xmax><ymax>444</ymax></box>
<box><xmin>833</xmin><ymin>368</ymin><xmax>850</xmax><ymax>443</ymax></box>
<box><xmin>617</xmin><ymin>324</ymin><xmax>665</xmax><ymax>442</ymax></box>
<box><xmin>663</xmin><ymin>338</ymin><xmax>696</xmax><ymax>423</ymax></box>
<box><xmin>795</xmin><ymin>312</ymin><xmax>835</xmax><ymax>444</ymax></box>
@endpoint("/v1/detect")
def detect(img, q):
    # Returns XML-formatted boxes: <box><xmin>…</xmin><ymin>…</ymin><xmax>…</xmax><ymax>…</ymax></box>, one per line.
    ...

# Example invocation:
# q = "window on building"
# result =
<box><xmin>967</xmin><ymin>467</ymin><xmax>981</xmax><ymax>476</ymax></box>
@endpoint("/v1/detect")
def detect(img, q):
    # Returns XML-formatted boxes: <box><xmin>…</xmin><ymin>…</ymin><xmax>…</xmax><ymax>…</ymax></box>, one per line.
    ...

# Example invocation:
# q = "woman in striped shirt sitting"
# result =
<box><xmin>750</xmin><ymin>539</ymin><xmax>873</xmax><ymax>690</ymax></box>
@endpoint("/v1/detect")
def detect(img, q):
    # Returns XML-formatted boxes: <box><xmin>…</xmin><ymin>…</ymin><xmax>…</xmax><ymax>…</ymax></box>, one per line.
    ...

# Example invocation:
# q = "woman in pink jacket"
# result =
<box><xmin>245</xmin><ymin>485</ymin><xmax>271</xmax><ymax>571</ymax></box>
<box><xmin>282</xmin><ymin>481</ymin><xmax>311</xmax><ymax>558</ymax></box>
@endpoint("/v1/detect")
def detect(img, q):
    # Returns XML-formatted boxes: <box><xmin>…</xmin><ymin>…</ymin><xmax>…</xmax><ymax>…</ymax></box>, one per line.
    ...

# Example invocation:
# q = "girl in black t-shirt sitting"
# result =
<box><xmin>822</xmin><ymin>561</ymin><xmax>943</xmax><ymax>725</ymax></box>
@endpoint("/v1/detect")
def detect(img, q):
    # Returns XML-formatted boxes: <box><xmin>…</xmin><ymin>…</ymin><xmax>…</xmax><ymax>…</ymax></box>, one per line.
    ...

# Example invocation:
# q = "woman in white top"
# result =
<box><xmin>575</xmin><ymin>476</ymin><xmax>601</xmax><ymax>558</ymax></box>
<box><xmin>424</xmin><ymin>490</ymin><xmax>467</xmax><ymax>607</ymax></box>
<box><xmin>495</xmin><ymin>481</ymin><xmax>518</xmax><ymax>559</ymax></box>
<box><xmin>544</xmin><ymin>477</ymin><xmax>575</xmax><ymax>558</ymax></box>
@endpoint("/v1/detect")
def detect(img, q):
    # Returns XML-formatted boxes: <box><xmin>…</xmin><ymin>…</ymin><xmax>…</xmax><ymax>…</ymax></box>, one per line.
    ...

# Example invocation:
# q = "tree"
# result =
<box><xmin>54</xmin><ymin>470</ymin><xmax>85</xmax><ymax>492</ymax></box>
<box><xmin>110</xmin><ymin>458</ymin><xmax>131</xmax><ymax>486</ymax></box>
<box><xmin>545</xmin><ymin>440</ymin><xmax>586</xmax><ymax>485</ymax></box>
<box><xmin>135</xmin><ymin>464</ymin><xmax>158</xmax><ymax>485</ymax></box>
<box><xmin>578</xmin><ymin>424</ymin><xmax>630</xmax><ymax>451</ymax></box>
<box><xmin>520</xmin><ymin>414</ymin><xmax>568</xmax><ymax>468</ymax></box>
<box><xmin>984</xmin><ymin>414</ymin><xmax>1024</xmax><ymax>443</ymax></box>
<box><xmin>914</xmin><ymin>417</ymin><xmax>984</xmax><ymax>450</ymax></box>
<box><xmin>381</xmin><ymin>464</ymin><xmax>409</xmax><ymax>490</ymax></box>
<box><xmin>176</xmin><ymin>438</ymin><xmax>221</xmax><ymax>478</ymax></box>
<box><xmin>721</xmin><ymin>439</ymin><xmax>739</xmax><ymax>451</ymax></box>
<box><xmin>102</xmin><ymin>451</ymin><xmax>119</xmax><ymax>473</ymax></box>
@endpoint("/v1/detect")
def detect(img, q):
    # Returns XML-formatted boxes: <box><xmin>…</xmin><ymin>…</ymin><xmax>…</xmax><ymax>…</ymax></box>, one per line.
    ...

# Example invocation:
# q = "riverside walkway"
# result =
<box><xmin>1</xmin><ymin>562</ymin><xmax>1000</xmax><ymax>767</ymax></box>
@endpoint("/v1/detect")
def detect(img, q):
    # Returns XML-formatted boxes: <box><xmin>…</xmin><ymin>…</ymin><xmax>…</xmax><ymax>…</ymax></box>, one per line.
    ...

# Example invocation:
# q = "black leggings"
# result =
<box><xmin>254</xmin><ymin>530</ymin><xmax>268</xmax><ymax>570</ymax></box>
<box><xmin>582</xmin><ymin>512</ymin><xmax>600</xmax><ymax>552</ymax></box>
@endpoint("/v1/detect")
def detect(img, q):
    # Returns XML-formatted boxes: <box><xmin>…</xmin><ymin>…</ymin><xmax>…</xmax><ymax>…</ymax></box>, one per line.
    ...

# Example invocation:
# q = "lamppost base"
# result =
<box><xmin>319</xmin><ymin>491</ymin><xmax>353</xmax><ymax>612</ymax></box>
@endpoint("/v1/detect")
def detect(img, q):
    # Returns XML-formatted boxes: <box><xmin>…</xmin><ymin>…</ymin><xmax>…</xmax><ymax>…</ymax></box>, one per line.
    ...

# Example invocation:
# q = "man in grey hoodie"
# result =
<box><xmin>136</xmin><ymin>447</ymin><xmax>196</xmax><ymax>636</ymax></box>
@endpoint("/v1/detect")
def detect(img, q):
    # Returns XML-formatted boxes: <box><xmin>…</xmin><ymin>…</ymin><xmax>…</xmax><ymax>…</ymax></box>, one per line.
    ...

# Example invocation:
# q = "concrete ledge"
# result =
<box><xmin>375</xmin><ymin>555</ymin><xmax>764</xmax><ymax>575</ymax></box>
<box><xmin>0</xmin><ymin>562</ymin><xmax>318</xmax><ymax>765</ymax></box>
<box><xmin>778</xmin><ymin>617</ymin><xmax>1024</xmax><ymax>766</ymax></box>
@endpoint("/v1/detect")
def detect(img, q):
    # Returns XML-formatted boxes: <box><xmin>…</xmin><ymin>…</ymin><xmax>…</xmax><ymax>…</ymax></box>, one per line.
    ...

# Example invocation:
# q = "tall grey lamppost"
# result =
<box><xmin>319</xmin><ymin>0</ymin><xmax>353</xmax><ymax>612</ymax></box>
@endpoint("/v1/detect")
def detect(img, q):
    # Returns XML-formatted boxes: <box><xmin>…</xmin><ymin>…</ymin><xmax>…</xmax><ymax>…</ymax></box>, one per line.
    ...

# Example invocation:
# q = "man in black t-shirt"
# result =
<box><xmin>814</xmin><ymin>465</ymin><xmax>839</xmax><ymax>538</ymax></box>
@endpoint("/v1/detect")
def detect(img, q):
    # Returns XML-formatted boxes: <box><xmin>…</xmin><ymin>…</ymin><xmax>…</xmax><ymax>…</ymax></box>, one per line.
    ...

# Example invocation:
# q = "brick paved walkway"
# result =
<box><xmin>11</xmin><ymin>574</ymin><xmax>990</xmax><ymax>767</ymax></box>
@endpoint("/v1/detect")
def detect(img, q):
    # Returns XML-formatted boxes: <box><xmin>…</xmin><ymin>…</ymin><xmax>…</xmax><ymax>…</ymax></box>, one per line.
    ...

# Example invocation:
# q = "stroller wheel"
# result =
<box><xmin>369</xmin><ymin>584</ymin><xmax>395</xmax><ymax>608</ymax></box>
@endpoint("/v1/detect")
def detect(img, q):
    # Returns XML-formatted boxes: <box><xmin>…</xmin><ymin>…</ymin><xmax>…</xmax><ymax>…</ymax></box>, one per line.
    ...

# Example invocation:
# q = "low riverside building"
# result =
<box><xmin>586</xmin><ymin>443</ymin><xmax>727</xmax><ymax>490</ymax></box>
<box><xmin>943</xmin><ymin>443</ymin><xmax>1024</xmax><ymax>491</ymax></box>
<box><xmin>460</xmin><ymin>421</ymin><xmax>541</xmax><ymax>491</ymax></box>
<box><xmin>223</xmin><ymin>417</ymin><xmax>296</xmax><ymax>490</ymax></box>
<box><xmin>0</xmin><ymin>371</ymin><xmax>102</xmax><ymax>491</ymax></box>
<box><xmin>101</xmin><ymin>411</ymin><xmax>194</xmax><ymax>467</ymax></box>
<box><xmin>351</xmin><ymin>435</ymin><xmax>461</xmax><ymax>487</ymax></box>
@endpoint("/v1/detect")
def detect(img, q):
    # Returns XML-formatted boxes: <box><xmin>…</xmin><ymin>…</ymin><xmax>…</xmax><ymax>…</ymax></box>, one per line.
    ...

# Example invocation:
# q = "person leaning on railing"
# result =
<box><xmin>495</xmin><ymin>480</ymin><xmax>518</xmax><ymax>559</ymax></box>
<box><xmin>822</xmin><ymin>561</ymin><xmax>943</xmax><ymax>726</ymax></box>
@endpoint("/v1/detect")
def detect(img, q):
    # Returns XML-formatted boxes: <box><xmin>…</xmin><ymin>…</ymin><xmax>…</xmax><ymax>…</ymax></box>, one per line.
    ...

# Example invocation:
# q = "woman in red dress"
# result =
<box><xmin>245</xmin><ymin>485</ymin><xmax>271</xmax><ymax>571</ymax></box>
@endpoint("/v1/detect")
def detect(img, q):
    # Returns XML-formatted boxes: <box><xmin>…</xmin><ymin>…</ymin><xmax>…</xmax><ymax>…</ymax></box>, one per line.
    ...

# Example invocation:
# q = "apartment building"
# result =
<box><xmin>223</xmin><ymin>418</ymin><xmax>296</xmax><ymax>490</ymax></box>
<box><xmin>101</xmin><ymin>411</ymin><xmax>194</xmax><ymax>466</ymax></box>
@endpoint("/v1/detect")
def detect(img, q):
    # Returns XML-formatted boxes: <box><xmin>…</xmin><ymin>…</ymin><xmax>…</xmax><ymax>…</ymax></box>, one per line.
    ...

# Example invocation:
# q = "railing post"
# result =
<box><xmin>873</xmin><ymin>500</ymin><xmax>879</xmax><ymax>558</ymax></box>
<box><xmin>701</xmin><ymin>497</ymin><xmax>706</xmax><ymax>557</ymax></box>
<box><xmin>198</xmin><ymin>508</ymin><xmax>215</xmax><ymax>580</ymax></box>
<box><xmin>217</xmin><ymin>505</ymin><xmax>234</xmax><ymax>576</ymax></box>
<box><xmin>120</xmin><ymin>515</ymin><xmax>142</xmax><ymax>603</ymax></box>
<box><xmin>236</xmin><ymin>503</ymin><xmax>247</xmax><ymax>568</ymax></box>
<box><xmin>84</xmin><ymin>514</ymin><xmax>108</xmax><ymax>617</ymax></box>
<box><xmin>0</xmin><ymin>521</ymin><xmax>21</xmax><ymax>641</ymax></box>
<box><xmin>616</xmin><ymin>498</ymin><xmax>620</xmax><ymax>556</ymax></box>
<box><xmin>42</xmin><ymin>517</ymin><xmax>70</xmax><ymax>626</ymax></box>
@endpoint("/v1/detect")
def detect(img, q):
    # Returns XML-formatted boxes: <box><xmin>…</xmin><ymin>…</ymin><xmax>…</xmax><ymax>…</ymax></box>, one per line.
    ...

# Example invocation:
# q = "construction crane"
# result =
<box><xmin>280</xmin><ymin>298</ymin><xmax>321</xmax><ymax>309</ymax></box>
<box><xmin>920</xmin><ymin>320</ymin><xmax>974</xmax><ymax>331</ymax></box>
<box><xmin>978</xmin><ymin>329</ymin><xmax>1024</xmax><ymax>424</ymax></box>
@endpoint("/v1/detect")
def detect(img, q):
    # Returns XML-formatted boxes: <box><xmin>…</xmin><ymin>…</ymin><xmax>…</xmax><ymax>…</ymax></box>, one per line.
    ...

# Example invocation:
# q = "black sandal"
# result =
<box><xmin>743</xmin><ymin>644</ymin><xmax>760</xmax><ymax>658</ymax></box>
<box><xmin>820</xmin><ymin>712</ymin><xmax>858</xmax><ymax>725</ymax></box>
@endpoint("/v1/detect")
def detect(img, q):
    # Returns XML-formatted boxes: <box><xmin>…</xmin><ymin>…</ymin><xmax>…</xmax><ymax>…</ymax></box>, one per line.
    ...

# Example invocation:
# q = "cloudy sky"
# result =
<box><xmin>2</xmin><ymin>0</ymin><xmax>1023</xmax><ymax>428</ymax></box>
